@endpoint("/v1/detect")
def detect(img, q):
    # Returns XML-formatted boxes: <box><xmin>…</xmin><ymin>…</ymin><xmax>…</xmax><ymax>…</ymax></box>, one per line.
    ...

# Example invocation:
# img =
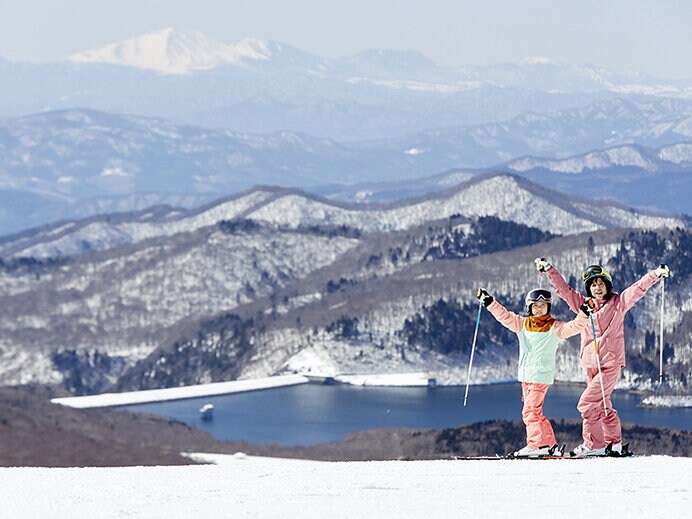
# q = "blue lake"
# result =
<box><xmin>126</xmin><ymin>382</ymin><xmax>692</xmax><ymax>446</ymax></box>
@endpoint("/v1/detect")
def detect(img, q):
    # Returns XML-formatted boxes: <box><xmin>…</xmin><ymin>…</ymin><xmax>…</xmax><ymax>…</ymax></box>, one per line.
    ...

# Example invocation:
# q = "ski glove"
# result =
<box><xmin>534</xmin><ymin>257</ymin><xmax>552</xmax><ymax>272</ymax></box>
<box><xmin>655</xmin><ymin>264</ymin><xmax>670</xmax><ymax>278</ymax></box>
<box><xmin>476</xmin><ymin>288</ymin><xmax>493</xmax><ymax>307</ymax></box>
<box><xmin>579</xmin><ymin>298</ymin><xmax>595</xmax><ymax>316</ymax></box>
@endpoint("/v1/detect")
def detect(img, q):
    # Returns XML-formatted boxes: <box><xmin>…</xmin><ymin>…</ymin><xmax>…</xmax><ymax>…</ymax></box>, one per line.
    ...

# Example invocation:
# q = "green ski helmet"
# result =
<box><xmin>582</xmin><ymin>265</ymin><xmax>613</xmax><ymax>295</ymax></box>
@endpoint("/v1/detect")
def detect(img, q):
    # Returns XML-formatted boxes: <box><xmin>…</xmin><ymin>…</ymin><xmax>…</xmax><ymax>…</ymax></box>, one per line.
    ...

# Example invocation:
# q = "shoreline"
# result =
<box><xmin>49</xmin><ymin>373</ymin><xmax>690</xmax><ymax>411</ymax></box>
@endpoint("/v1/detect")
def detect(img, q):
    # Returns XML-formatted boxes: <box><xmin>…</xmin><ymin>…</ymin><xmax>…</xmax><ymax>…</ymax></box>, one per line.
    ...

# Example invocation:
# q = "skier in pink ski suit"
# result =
<box><xmin>477</xmin><ymin>287</ymin><xmax>589</xmax><ymax>458</ymax></box>
<box><xmin>535</xmin><ymin>258</ymin><xmax>670</xmax><ymax>457</ymax></box>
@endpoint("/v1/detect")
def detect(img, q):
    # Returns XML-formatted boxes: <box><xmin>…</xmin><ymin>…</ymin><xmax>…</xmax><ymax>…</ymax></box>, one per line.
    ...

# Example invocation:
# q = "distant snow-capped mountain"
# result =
<box><xmin>69</xmin><ymin>28</ymin><xmax>325</xmax><ymax>75</ymax></box>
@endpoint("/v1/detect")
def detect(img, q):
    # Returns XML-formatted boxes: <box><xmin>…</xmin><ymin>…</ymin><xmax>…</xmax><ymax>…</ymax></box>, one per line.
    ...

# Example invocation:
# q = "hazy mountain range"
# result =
<box><xmin>2</xmin><ymin>28</ymin><xmax>692</xmax><ymax>237</ymax></box>
<box><xmin>1</xmin><ymin>28</ymin><xmax>690</xmax><ymax>140</ymax></box>
<box><xmin>1</xmin><ymin>100</ymin><xmax>691</xmax><ymax>235</ymax></box>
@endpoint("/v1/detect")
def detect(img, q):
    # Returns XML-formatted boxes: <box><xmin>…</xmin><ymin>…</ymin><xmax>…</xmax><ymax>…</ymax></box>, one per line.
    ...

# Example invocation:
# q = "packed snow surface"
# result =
<box><xmin>0</xmin><ymin>454</ymin><xmax>689</xmax><ymax>518</ymax></box>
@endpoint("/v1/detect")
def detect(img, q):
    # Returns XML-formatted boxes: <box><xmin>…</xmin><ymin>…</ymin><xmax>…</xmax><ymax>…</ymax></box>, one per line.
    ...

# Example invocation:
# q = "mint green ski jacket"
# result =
<box><xmin>486</xmin><ymin>300</ymin><xmax>588</xmax><ymax>384</ymax></box>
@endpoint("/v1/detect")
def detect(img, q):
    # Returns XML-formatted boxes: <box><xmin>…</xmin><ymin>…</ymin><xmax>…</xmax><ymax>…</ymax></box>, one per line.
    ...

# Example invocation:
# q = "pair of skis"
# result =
<box><xmin>453</xmin><ymin>442</ymin><xmax>634</xmax><ymax>460</ymax></box>
<box><xmin>452</xmin><ymin>453</ymin><xmax>634</xmax><ymax>461</ymax></box>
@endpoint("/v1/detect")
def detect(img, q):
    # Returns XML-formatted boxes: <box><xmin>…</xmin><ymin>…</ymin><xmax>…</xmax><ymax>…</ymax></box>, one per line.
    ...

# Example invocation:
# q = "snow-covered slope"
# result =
<box><xmin>0</xmin><ymin>455</ymin><xmax>689</xmax><ymax>519</ymax></box>
<box><xmin>509</xmin><ymin>145</ymin><xmax>659</xmax><ymax>173</ymax></box>
<box><xmin>373</xmin><ymin>98</ymin><xmax>692</xmax><ymax>169</ymax></box>
<box><xmin>0</xmin><ymin>218</ymin><xmax>362</xmax><ymax>387</ymax></box>
<box><xmin>115</xmin><ymin>223</ymin><xmax>689</xmax><ymax>396</ymax></box>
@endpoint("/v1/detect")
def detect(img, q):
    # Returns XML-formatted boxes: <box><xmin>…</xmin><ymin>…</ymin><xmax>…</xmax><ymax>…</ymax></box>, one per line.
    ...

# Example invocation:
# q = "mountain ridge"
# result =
<box><xmin>0</xmin><ymin>173</ymin><xmax>685</xmax><ymax>259</ymax></box>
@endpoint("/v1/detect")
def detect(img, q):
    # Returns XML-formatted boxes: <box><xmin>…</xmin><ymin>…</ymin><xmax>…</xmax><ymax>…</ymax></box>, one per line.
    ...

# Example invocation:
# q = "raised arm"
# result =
<box><xmin>553</xmin><ymin>306</ymin><xmax>589</xmax><ymax>339</ymax></box>
<box><xmin>477</xmin><ymin>288</ymin><xmax>523</xmax><ymax>333</ymax></box>
<box><xmin>619</xmin><ymin>265</ymin><xmax>668</xmax><ymax>313</ymax></box>
<box><xmin>535</xmin><ymin>258</ymin><xmax>584</xmax><ymax>314</ymax></box>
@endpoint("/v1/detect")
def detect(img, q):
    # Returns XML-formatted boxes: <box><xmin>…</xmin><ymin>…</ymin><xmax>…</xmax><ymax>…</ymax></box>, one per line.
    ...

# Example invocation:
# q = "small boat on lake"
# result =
<box><xmin>199</xmin><ymin>403</ymin><xmax>214</xmax><ymax>421</ymax></box>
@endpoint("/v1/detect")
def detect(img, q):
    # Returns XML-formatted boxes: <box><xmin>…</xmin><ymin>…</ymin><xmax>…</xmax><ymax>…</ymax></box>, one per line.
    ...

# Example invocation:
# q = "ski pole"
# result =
<box><xmin>463</xmin><ymin>301</ymin><xmax>483</xmax><ymax>407</ymax></box>
<box><xmin>659</xmin><ymin>277</ymin><xmax>665</xmax><ymax>384</ymax></box>
<box><xmin>588</xmin><ymin>312</ymin><xmax>609</xmax><ymax>416</ymax></box>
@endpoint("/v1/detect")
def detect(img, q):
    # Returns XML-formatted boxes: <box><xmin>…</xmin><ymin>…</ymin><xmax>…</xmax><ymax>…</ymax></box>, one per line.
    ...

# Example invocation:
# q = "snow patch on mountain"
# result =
<box><xmin>346</xmin><ymin>77</ymin><xmax>485</xmax><ymax>93</ymax></box>
<box><xmin>0</xmin><ymin>222</ymin><xmax>363</xmax><ymax>386</ymax></box>
<box><xmin>519</xmin><ymin>56</ymin><xmax>557</xmax><ymax>66</ymax></box>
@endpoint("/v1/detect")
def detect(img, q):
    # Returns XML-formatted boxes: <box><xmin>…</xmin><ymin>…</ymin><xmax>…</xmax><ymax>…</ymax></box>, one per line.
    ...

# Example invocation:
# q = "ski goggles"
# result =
<box><xmin>582</xmin><ymin>265</ymin><xmax>612</xmax><ymax>283</ymax></box>
<box><xmin>525</xmin><ymin>289</ymin><xmax>552</xmax><ymax>304</ymax></box>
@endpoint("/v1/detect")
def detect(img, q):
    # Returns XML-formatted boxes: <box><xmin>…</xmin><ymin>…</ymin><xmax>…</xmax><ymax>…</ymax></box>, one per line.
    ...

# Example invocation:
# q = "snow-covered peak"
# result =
<box><xmin>69</xmin><ymin>28</ymin><xmax>277</xmax><ymax>74</ymax></box>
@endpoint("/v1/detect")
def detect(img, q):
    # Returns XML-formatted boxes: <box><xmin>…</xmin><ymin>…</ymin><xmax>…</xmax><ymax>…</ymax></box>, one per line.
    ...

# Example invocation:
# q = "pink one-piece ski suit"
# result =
<box><xmin>545</xmin><ymin>267</ymin><xmax>661</xmax><ymax>449</ymax></box>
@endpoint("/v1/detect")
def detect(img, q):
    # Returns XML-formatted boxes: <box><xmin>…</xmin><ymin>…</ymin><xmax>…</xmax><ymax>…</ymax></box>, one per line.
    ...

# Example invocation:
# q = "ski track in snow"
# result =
<box><xmin>0</xmin><ymin>454</ymin><xmax>689</xmax><ymax>518</ymax></box>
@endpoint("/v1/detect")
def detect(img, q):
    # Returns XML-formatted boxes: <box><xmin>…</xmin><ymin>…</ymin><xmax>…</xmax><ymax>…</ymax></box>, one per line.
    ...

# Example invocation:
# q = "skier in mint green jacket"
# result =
<box><xmin>477</xmin><ymin>287</ymin><xmax>590</xmax><ymax>457</ymax></box>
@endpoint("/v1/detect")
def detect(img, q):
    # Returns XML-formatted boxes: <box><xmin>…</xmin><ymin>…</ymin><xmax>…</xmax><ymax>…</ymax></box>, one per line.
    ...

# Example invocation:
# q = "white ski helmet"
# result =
<box><xmin>525</xmin><ymin>288</ymin><xmax>552</xmax><ymax>315</ymax></box>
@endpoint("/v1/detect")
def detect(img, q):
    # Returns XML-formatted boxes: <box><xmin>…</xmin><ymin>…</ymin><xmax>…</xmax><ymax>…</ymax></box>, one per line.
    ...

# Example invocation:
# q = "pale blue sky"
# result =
<box><xmin>1</xmin><ymin>0</ymin><xmax>691</xmax><ymax>78</ymax></box>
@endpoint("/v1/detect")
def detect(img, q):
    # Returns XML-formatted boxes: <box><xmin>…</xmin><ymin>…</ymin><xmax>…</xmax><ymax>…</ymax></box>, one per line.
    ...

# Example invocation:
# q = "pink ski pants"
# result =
<box><xmin>521</xmin><ymin>382</ymin><xmax>556</xmax><ymax>448</ymax></box>
<box><xmin>577</xmin><ymin>366</ymin><xmax>622</xmax><ymax>449</ymax></box>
